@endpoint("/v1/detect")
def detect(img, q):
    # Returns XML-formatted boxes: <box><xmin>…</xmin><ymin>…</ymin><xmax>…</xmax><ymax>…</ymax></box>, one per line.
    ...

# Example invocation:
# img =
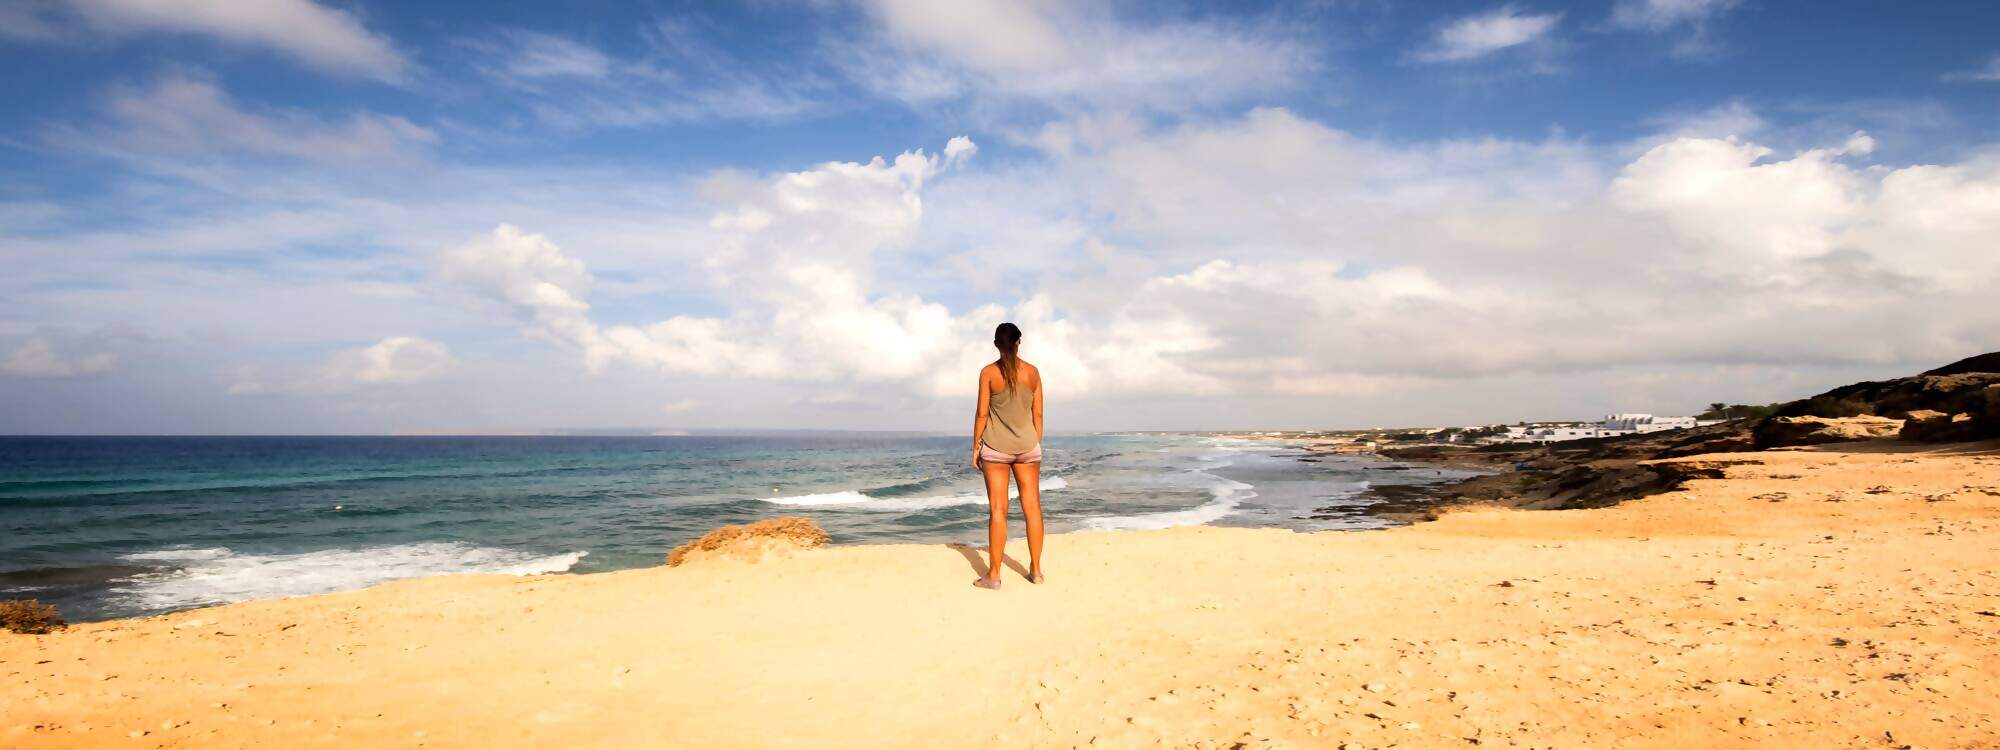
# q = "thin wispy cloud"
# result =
<box><xmin>1</xmin><ymin>335</ymin><xmax>119</xmax><ymax>379</ymax></box>
<box><xmin>833</xmin><ymin>0</ymin><xmax>1317</xmax><ymax>111</ymax></box>
<box><xmin>1944</xmin><ymin>54</ymin><xmax>2000</xmax><ymax>83</ymax></box>
<box><xmin>1608</xmin><ymin>0</ymin><xmax>1742</xmax><ymax>30</ymax></box>
<box><xmin>462</xmin><ymin>19</ymin><xmax>827</xmax><ymax>129</ymax></box>
<box><xmin>492</xmin><ymin>30</ymin><xmax>613</xmax><ymax>81</ymax></box>
<box><xmin>1413</xmin><ymin>5</ymin><xmax>1562</xmax><ymax>64</ymax></box>
<box><xmin>0</xmin><ymin>1</ymin><xmax>66</xmax><ymax>40</ymax></box>
<box><xmin>23</xmin><ymin>0</ymin><xmax>414</xmax><ymax>83</ymax></box>
<box><xmin>46</xmin><ymin>73</ymin><xmax>436</xmax><ymax>164</ymax></box>
<box><xmin>1607</xmin><ymin>0</ymin><xmax>1743</xmax><ymax>57</ymax></box>
<box><xmin>1632</xmin><ymin>99</ymin><xmax>1766</xmax><ymax>151</ymax></box>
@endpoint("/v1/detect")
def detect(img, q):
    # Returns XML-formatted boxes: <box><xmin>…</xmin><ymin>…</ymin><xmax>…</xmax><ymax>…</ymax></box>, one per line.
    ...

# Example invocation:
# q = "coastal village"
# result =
<box><xmin>1490</xmin><ymin>413</ymin><xmax>1720</xmax><ymax>443</ymax></box>
<box><xmin>1228</xmin><ymin>411</ymin><xmax>1724</xmax><ymax>451</ymax></box>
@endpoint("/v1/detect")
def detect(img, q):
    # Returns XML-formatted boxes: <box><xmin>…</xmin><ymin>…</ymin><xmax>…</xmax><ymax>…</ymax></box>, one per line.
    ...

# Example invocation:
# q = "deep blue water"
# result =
<box><xmin>0</xmin><ymin>433</ymin><xmax>1475</xmax><ymax>620</ymax></box>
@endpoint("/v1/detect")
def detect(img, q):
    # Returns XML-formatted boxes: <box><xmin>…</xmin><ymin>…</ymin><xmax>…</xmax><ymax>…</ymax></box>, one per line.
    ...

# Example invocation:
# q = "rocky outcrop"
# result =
<box><xmin>1530</xmin><ymin>457</ymin><xmax>1764</xmax><ymax>510</ymax></box>
<box><xmin>1362</xmin><ymin>454</ymin><xmax>1765</xmax><ymax>519</ymax></box>
<box><xmin>666</xmin><ymin>517</ymin><xmax>830</xmax><ymax>567</ymax></box>
<box><xmin>1364</xmin><ymin>421</ymin><xmax>1763</xmax><ymax>517</ymax></box>
<box><xmin>1924</xmin><ymin>352</ymin><xmax>2000</xmax><ymax>377</ymax></box>
<box><xmin>1752</xmin><ymin>415</ymin><xmax>1904</xmax><ymax>449</ymax></box>
<box><xmin>1360</xmin><ymin>352</ymin><xmax>2000</xmax><ymax>524</ymax></box>
<box><xmin>1652</xmin><ymin>424</ymin><xmax>1757</xmax><ymax>458</ymax></box>
<box><xmin>1901</xmin><ymin>408</ymin><xmax>1997</xmax><ymax>442</ymax></box>
<box><xmin>1758</xmin><ymin>354</ymin><xmax>2000</xmax><ymax>444</ymax></box>
<box><xmin>1366</xmin><ymin>351</ymin><xmax>2000</xmax><ymax>520</ymax></box>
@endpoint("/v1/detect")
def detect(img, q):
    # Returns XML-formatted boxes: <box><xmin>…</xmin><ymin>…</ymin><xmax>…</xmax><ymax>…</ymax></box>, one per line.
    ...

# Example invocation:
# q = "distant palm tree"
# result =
<box><xmin>1708</xmin><ymin>402</ymin><xmax>1727</xmax><ymax>413</ymax></box>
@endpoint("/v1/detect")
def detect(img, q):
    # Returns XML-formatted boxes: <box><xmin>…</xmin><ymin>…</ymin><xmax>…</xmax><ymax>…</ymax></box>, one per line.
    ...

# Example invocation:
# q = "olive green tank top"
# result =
<box><xmin>983</xmin><ymin>380</ymin><xmax>1038</xmax><ymax>454</ymax></box>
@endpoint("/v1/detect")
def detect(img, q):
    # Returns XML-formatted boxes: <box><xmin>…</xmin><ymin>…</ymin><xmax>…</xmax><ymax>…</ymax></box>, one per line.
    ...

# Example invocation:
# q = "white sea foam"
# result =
<box><xmin>763</xmin><ymin>476</ymin><xmax>1067</xmax><ymax>511</ymax></box>
<box><xmin>763</xmin><ymin>490</ymin><xmax>875</xmax><ymax>506</ymax></box>
<box><xmin>110</xmin><ymin>543</ymin><xmax>585</xmax><ymax>614</ymax></box>
<box><xmin>1195</xmin><ymin>444</ymin><xmax>1247</xmax><ymax>462</ymax></box>
<box><xmin>122</xmin><ymin>547</ymin><xmax>233</xmax><ymax>563</ymax></box>
<box><xmin>1078</xmin><ymin>468</ymin><xmax>1254</xmax><ymax>532</ymax></box>
<box><xmin>861</xmin><ymin>493</ymin><xmax>985</xmax><ymax>511</ymax></box>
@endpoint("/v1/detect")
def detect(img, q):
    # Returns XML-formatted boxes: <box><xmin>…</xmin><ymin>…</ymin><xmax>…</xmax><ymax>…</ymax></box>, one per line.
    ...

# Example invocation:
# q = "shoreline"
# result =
<box><xmin>1239</xmin><ymin>421</ymin><xmax>1771</xmax><ymax>522</ymax></box>
<box><xmin>7</xmin><ymin>439</ymin><xmax>1998</xmax><ymax>747</ymax></box>
<box><xmin>7</xmin><ymin>434</ymin><xmax>1413</xmax><ymax>625</ymax></box>
<box><xmin>3</xmin><ymin>425</ymin><xmax>1951</xmax><ymax>628</ymax></box>
<box><xmin>1213</xmin><ymin>433</ymin><xmax>1500</xmax><ymax>524</ymax></box>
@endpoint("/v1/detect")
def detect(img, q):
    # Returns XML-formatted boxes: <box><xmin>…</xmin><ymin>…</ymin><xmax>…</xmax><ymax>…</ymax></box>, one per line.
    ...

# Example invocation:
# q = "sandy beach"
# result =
<box><xmin>5</xmin><ymin>439</ymin><xmax>1999</xmax><ymax>748</ymax></box>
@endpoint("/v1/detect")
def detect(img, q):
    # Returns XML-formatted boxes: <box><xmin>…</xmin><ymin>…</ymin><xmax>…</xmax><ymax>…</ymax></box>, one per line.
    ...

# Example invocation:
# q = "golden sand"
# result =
<box><xmin>5</xmin><ymin>441</ymin><xmax>1999</xmax><ymax>748</ymax></box>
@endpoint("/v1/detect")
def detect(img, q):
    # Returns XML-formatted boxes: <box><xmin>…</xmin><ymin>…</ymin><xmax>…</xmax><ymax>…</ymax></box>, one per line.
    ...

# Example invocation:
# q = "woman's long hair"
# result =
<box><xmin>993</xmin><ymin>323</ymin><xmax>1023</xmax><ymax>390</ymax></box>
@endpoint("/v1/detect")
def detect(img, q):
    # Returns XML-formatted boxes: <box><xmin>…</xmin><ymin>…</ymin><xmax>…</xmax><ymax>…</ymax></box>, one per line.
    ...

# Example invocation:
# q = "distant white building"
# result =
<box><xmin>1600</xmin><ymin>414</ymin><xmax>1701</xmax><ymax>433</ymax></box>
<box><xmin>1484</xmin><ymin>413</ymin><xmax>1721</xmax><ymax>445</ymax></box>
<box><xmin>1498</xmin><ymin>425</ymin><xmax>1625</xmax><ymax>443</ymax></box>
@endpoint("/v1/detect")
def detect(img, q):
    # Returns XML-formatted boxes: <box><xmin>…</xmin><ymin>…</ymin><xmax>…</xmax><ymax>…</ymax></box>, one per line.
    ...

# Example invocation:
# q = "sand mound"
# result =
<box><xmin>666</xmin><ymin>517</ymin><xmax>830</xmax><ymax>567</ymax></box>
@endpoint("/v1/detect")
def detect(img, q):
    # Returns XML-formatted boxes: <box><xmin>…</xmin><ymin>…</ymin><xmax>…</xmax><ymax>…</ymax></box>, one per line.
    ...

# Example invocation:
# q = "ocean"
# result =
<box><xmin>0</xmin><ymin>433</ymin><xmax>1477</xmax><ymax>621</ymax></box>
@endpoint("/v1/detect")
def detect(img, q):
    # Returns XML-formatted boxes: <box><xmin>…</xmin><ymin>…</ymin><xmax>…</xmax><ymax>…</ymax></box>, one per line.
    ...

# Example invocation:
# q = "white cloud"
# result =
<box><xmin>464</xmin><ymin>21</ymin><xmax>825</xmax><ymax>129</ymax></box>
<box><xmin>1609</xmin><ymin>0</ymin><xmax>1742</xmax><ymax>30</ymax></box>
<box><xmin>1636</xmin><ymin>100</ymin><xmax>1766</xmax><ymax>148</ymax></box>
<box><xmin>230</xmin><ymin>336</ymin><xmax>455</xmax><ymax>395</ymax></box>
<box><xmin>323</xmin><ymin>337</ymin><xmax>456</xmax><ymax>384</ymax></box>
<box><xmin>444</xmin><ymin>142</ymin><xmax>980</xmax><ymax>388</ymax></box>
<box><xmin>942</xmin><ymin>136</ymin><xmax>977</xmax><ymax>166</ymax></box>
<box><xmin>439</xmin><ymin>139</ymin><xmax>1224</xmax><ymax>401</ymax></box>
<box><xmin>52</xmin><ymin>74</ymin><xmax>435</xmax><ymax>163</ymax></box>
<box><xmin>494</xmin><ymin>30</ymin><xmax>613</xmax><ymax>80</ymax></box>
<box><xmin>442</xmin><ymin>223</ymin><xmax>598</xmax><ymax>354</ymax></box>
<box><xmin>0</xmin><ymin>1</ymin><xmax>65</xmax><ymax>40</ymax></box>
<box><xmin>1415</xmin><ymin>6</ymin><xmax>1562</xmax><ymax>63</ymax></box>
<box><xmin>1</xmin><ymin>336</ymin><xmax>118</xmax><ymax>378</ymax></box>
<box><xmin>1944</xmin><ymin>54</ymin><xmax>2000</xmax><ymax>83</ymax></box>
<box><xmin>1607</xmin><ymin>0</ymin><xmax>1742</xmax><ymax>57</ymax></box>
<box><xmin>1610</xmin><ymin>136</ymin><xmax>1866</xmax><ymax>264</ymax></box>
<box><xmin>1020</xmin><ymin>110</ymin><xmax>2000</xmax><ymax>380</ymax></box>
<box><xmin>68</xmin><ymin>0</ymin><xmax>410</xmax><ymax>83</ymax></box>
<box><xmin>835</xmin><ymin>0</ymin><xmax>1314</xmax><ymax>110</ymax></box>
<box><xmin>863</xmin><ymin>0</ymin><xmax>1069</xmax><ymax>73</ymax></box>
<box><xmin>418</xmin><ymin>116</ymin><xmax>2000</xmax><ymax>417</ymax></box>
<box><xmin>14</xmin><ymin>77</ymin><xmax>2000</xmax><ymax>432</ymax></box>
<box><xmin>506</xmin><ymin>127</ymin><xmax>1952</xmax><ymax>401</ymax></box>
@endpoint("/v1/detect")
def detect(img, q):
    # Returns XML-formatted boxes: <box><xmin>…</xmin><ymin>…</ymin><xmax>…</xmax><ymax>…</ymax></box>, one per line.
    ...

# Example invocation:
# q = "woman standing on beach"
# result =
<box><xmin>971</xmin><ymin>322</ymin><xmax>1045</xmax><ymax>590</ymax></box>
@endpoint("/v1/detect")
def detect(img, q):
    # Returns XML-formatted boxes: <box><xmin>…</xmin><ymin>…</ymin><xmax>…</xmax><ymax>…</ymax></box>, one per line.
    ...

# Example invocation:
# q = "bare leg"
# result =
<box><xmin>977</xmin><ymin>459</ymin><xmax>1013</xmax><ymax>588</ymax></box>
<box><xmin>1013</xmin><ymin>461</ymin><xmax>1044</xmax><ymax>582</ymax></box>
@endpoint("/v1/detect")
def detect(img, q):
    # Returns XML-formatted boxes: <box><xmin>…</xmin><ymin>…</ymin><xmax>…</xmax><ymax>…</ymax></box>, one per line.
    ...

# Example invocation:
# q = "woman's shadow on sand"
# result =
<box><xmin>948</xmin><ymin>543</ymin><xmax>1030</xmax><ymax>579</ymax></box>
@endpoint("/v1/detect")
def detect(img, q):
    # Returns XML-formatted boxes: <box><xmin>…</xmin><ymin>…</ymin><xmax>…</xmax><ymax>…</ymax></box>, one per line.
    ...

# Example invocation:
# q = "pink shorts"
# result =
<box><xmin>979</xmin><ymin>444</ymin><xmax>1043</xmax><ymax>464</ymax></box>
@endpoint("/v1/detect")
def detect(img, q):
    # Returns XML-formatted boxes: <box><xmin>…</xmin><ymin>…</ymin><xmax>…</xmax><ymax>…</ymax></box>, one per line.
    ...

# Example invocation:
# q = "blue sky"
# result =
<box><xmin>3</xmin><ymin>0</ymin><xmax>1999</xmax><ymax>434</ymax></box>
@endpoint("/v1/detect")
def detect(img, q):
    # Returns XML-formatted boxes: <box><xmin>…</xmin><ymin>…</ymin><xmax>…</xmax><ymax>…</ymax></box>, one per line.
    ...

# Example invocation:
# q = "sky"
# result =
<box><xmin>2</xmin><ymin>0</ymin><xmax>1998</xmax><ymax>435</ymax></box>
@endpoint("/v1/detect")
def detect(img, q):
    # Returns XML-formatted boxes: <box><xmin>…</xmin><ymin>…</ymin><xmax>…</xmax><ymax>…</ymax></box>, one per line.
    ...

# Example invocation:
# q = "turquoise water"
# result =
<box><xmin>0</xmin><ymin>433</ymin><xmax>1474</xmax><ymax>620</ymax></box>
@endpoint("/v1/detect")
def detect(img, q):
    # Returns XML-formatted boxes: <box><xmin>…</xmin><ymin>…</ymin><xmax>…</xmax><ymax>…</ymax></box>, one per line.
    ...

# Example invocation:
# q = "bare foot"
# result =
<box><xmin>973</xmin><ymin>577</ymin><xmax>1002</xmax><ymax>590</ymax></box>
<box><xmin>1028</xmin><ymin>571</ymin><xmax>1045</xmax><ymax>584</ymax></box>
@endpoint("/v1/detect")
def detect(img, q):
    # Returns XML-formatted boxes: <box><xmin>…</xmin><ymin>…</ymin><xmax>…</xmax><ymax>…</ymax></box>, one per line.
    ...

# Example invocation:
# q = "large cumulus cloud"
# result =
<box><xmin>444</xmin><ymin>111</ymin><xmax>2000</xmax><ymax>408</ymax></box>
